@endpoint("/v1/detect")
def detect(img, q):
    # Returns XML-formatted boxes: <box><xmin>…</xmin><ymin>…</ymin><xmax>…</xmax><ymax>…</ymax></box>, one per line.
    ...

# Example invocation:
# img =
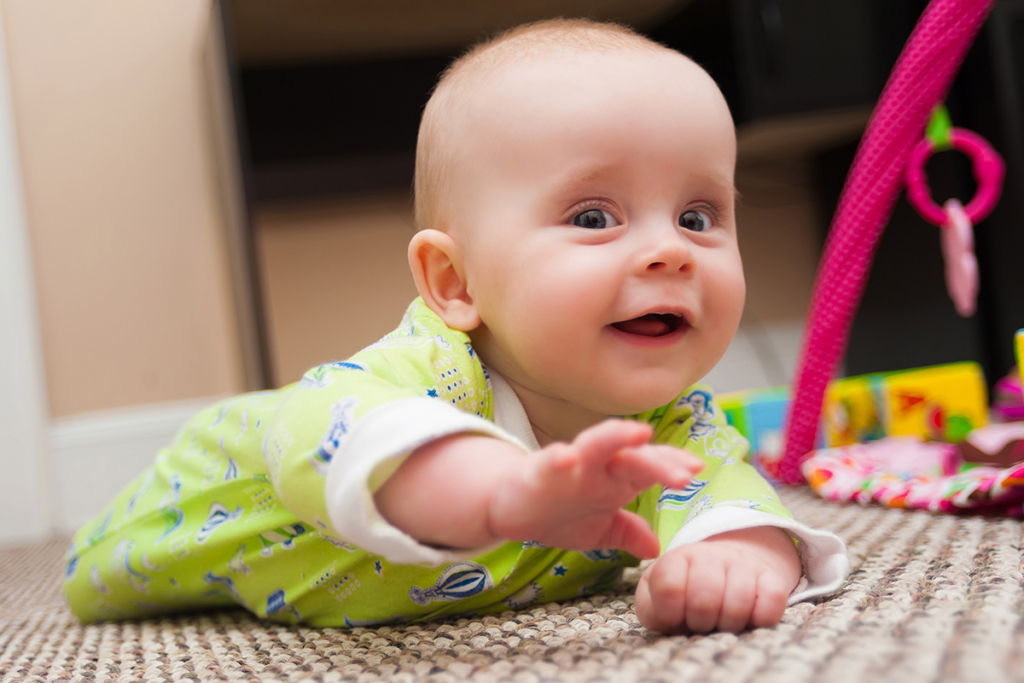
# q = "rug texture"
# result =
<box><xmin>3</xmin><ymin>486</ymin><xmax>1024</xmax><ymax>683</ymax></box>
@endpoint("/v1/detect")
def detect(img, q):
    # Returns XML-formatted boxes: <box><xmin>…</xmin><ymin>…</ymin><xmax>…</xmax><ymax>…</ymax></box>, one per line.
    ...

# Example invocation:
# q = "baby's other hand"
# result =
<box><xmin>635</xmin><ymin>526</ymin><xmax>802</xmax><ymax>633</ymax></box>
<box><xmin>489</xmin><ymin>419</ymin><xmax>704</xmax><ymax>560</ymax></box>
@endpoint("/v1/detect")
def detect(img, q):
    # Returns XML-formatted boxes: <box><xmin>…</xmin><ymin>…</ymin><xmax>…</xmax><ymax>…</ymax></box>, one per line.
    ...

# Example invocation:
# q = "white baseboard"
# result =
<box><xmin>48</xmin><ymin>396</ymin><xmax>227</xmax><ymax>535</ymax></box>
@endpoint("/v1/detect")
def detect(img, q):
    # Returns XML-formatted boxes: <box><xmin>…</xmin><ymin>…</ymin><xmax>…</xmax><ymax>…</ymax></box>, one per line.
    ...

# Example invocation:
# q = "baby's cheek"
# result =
<box><xmin>520</xmin><ymin>327</ymin><xmax>585</xmax><ymax>380</ymax></box>
<box><xmin>703</xmin><ymin>274</ymin><xmax>745</xmax><ymax>347</ymax></box>
<box><xmin>713</xmin><ymin>258</ymin><xmax>746</xmax><ymax>327</ymax></box>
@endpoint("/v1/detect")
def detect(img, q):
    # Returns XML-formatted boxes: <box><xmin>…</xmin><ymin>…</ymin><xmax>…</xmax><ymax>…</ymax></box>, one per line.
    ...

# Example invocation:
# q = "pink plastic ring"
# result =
<box><xmin>904</xmin><ymin>128</ymin><xmax>1005</xmax><ymax>226</ymax></box>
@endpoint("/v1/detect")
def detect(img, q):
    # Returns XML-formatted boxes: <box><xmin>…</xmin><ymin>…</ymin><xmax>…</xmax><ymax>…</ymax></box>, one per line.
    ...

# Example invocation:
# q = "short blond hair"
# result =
<box><xmin>413</xmin><ymin>18</ymin><xmax>678</xmax><ymax>233</ymax></box>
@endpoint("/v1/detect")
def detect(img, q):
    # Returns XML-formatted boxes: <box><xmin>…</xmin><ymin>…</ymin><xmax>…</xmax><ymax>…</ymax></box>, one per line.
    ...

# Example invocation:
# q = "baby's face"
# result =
<box><xmin>448</xmin><ymin>49</ymin><xmax>744</xmax><ymax>416</ymax></box>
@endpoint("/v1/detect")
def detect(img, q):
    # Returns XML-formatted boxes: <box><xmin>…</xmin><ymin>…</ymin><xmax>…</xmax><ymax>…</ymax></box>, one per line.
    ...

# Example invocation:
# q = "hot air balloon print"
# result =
<box><xmin>408</xmin><ymin>562</ymin><xmax>494</xmax><ymax>606</ymax></box>
<box><xmin>195</xmin><ymin>502</ymin><xmax>244</xmax><ymax>545</ymax></box>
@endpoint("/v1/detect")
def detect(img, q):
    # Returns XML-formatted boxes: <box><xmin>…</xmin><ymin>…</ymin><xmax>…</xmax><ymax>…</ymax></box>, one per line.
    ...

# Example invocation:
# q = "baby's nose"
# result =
<box><xmin>645</xmin><ymin>237</ymin><xmax>695</xmax><ymax>272</ymax></box>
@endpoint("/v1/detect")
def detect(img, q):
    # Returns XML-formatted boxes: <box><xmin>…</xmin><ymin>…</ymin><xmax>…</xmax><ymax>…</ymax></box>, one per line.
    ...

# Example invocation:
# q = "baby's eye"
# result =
<box><xmin>572</xmin><ymin>208</ymin><xmax>619</xmax><ymax>230</ymax></box>
<box><xmin>679</xmin><ymin>209</ymin><xmax>713</xmax><ymax>232</ymax></box>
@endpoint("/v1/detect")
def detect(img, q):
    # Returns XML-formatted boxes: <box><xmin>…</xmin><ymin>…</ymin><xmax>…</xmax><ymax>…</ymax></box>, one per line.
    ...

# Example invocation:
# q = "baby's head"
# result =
<box><xmin>408</xmin><ymin>19</ymin><xmax>744</xmax><ymax>422</ymax></box>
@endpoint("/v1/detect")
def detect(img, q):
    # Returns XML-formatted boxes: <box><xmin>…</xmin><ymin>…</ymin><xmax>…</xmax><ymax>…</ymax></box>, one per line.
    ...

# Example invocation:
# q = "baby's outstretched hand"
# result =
<box><xmin>635</xmin><ymin>526</ymin><xmax>802</xmax><ymax>633</ymax></box>
<box><xmin>488</xmin><ymin>419</ymin><xmax>703</xmax><ymax>560</ymax></box>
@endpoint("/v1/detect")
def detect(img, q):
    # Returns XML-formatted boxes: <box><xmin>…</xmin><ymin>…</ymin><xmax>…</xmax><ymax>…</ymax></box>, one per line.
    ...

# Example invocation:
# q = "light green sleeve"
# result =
<box><xmin>261</xmin><ymin>299</ymin><xmax>493</xmax><ymax>541</ymax></box>
<box><xmin>627</xmin><ymin>386</ymin><xmax>792</xmax><ymax>552</ymax></box>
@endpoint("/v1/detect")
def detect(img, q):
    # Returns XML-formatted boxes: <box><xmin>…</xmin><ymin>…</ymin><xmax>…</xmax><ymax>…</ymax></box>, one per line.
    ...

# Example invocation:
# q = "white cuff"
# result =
<box><xmin>665</xmin><ymin>506</ymin><xmax>850</xmax><ymax>604</ymax></box>
<box><xmin>324</xmin><ymin>397</ymin><xmax>529</xmax><ymax>566</ymax></box>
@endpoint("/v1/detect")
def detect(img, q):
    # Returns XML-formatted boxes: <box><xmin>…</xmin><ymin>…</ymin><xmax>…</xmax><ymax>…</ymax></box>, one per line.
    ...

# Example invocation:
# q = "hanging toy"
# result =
<box><xmin>939</xmin><ymin>199</ymin><xmax>977</xmax><ymax>316</ymax></box>
<box><xmin>903</xmin><ymin>104</ymin><xmax>1004</xmax><ymax>317</ymax></box>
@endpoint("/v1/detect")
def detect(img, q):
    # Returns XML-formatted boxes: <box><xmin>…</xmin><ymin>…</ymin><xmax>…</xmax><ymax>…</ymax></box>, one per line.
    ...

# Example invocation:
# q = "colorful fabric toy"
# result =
<box><xmin>802</xmin><ymin>423</ymin><xmax>1024</xmax><ymax>515</ymax></box>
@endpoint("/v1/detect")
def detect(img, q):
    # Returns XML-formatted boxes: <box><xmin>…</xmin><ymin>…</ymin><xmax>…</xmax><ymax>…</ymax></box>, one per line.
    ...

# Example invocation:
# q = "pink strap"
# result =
<box><xmin>778</xmin><ymin>0</ymin><xmax>998</xmax><ymax>484</ymax></box>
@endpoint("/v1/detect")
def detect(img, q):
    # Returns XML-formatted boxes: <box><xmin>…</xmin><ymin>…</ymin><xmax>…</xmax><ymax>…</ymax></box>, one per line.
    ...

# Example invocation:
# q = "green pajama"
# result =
<box><xmin>64</xmin><ymin>299</ymin><xmax>791</xmax><ymax>626</ymax></box>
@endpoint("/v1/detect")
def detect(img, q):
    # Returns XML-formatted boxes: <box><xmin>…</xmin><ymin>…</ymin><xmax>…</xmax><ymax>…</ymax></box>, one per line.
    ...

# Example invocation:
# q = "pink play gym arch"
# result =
<box><xmin>777</xmin><ymin>0</ymin><xmax>1000</xmax><ymax>484</ymax></box>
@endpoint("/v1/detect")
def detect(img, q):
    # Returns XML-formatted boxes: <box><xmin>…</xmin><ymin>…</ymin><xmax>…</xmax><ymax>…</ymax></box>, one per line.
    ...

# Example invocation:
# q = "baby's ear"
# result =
<box><xmin>407</xmin><ymin>230</ymin><xmax>480</xmax><ymax>331</ymax></box>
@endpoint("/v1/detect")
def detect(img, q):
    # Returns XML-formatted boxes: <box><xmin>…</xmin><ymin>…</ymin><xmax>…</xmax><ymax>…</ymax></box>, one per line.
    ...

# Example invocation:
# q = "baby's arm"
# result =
<box><xmin>634</xmin><ymin>526</ymin><xmax>801</xmax><ymax>633</ymax></box>
<box><xmin>374</xmin><ymin>419</ymin><xmax>704</xmax><ymax>560</ymax></box>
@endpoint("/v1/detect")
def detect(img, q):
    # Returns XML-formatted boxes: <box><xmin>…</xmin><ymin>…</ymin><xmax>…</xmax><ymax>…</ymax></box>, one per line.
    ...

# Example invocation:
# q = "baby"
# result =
<box><xmin>64</xmin><ymin>19</ymin><xmax>847</xmax><ymax>634</ymax></box>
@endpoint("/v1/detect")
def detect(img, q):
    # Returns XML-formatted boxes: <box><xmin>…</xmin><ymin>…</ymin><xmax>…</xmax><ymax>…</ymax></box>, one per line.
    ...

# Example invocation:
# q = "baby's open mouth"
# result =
<box><xmin>611</xmin><ymin>313</ymin><xmax>686</xmax><ymax>337</ymax></box>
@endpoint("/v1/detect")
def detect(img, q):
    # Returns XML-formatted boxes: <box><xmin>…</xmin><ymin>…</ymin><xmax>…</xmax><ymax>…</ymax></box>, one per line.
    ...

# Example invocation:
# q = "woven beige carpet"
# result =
<box><xmin>3</xmin><ymin>487</ymin><xmax>1024</xmax><ymax>683</ymax></box>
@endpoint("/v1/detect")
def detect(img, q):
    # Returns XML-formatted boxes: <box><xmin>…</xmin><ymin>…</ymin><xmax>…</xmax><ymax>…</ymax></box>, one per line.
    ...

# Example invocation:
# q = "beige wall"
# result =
<box><xmin>735</xmin><ymin>158</ymin><xmax>822</xmax><ymax>323</ymax></box>
<box><xmin>255</xmin><ymin>194</ymin><xmax>420</xmax><ymax>386</ymax></box>
<box><xmin>3</xmin><ymin>0</ymin><xmax>245</xmax><ymax>417</ymax></box>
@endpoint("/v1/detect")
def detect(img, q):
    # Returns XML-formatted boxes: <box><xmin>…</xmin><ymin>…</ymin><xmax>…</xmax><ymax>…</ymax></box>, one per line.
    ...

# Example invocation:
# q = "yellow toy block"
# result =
<box><xmin>823</xmin><ymin>362</ymin><xmax>987</xmax><ymax>446</ymax></box>
<box><xmin>884</xmin><ymin>363</ymin><xmax>986</xmax><ymax>442</ymax></box>
<box><xmin>822</xmin><ymin>375</ymin><xmax>884</xmax><ymax>447</ymax></box>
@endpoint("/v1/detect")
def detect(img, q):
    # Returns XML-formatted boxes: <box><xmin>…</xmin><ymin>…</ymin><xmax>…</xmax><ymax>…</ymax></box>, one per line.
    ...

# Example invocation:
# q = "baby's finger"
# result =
<box><xmin>605</xmin><ymin>449</ymin><xmax>673</xmax><ymax>490</ymax></box>
<box><xmin>603</xmin><ymin>510</ymin><xmax>661</xmax><ymax>560</ymax></box>
<box><xmin>572</xmin><ymin>419</ymin><xmax>653</xmax><ymax>464</ymax></box>
<box><xmin>640</xmin><ymin>552</ymin><xmax>691</xmax><ymax>632</ymax></box>
<box><xmin>607</xmin><ymin>449</ymin><xmax>688</xmax><ymax>490</ymax></box>
<box><xmin>751</xmin><ymin>571</ymin><xmax>790</xmax><ymax>628</ymax></box>
<box><xmin>643</xmin><ymin>445</ymin><xmax>706</xmax><ymax>475</ymax></box>
<box><xmin>634</xmin><ymin>575</ymin><xmax>660</xmax><ymax>631</ymax></box>
<box><xmin>685</xmin><ymin>555</ymin><xmax>725</xmax><ymax>634</ymax></box>
<box><xmin>717</xmin><ymin>567</ymin><xmax>756</xmax><ymax>633</ymax></box>
<box><xmin>609</xmin><ymin>446</ymin><xmax>703</xmax><ymax>489</ymax></box>
<box><xmin>537</xmin><ymin>442</ymin><xmax>579</xmax><ymax>475</ymax></box>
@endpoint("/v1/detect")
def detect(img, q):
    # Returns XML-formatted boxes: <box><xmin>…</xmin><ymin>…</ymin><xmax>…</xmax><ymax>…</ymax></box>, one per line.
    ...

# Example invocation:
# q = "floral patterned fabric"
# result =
<box><xmin>802</xmin><ymin>425</ymin><xmax>1024</xmax><ymax>515</ymax></box>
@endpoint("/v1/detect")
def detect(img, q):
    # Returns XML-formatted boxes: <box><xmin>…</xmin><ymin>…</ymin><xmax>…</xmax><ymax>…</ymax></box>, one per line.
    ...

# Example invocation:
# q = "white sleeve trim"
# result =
<box><xmin>664</xmin><ymin>506</ymin><xmax>850</xmax><ymax>604</ymax></box>
<box><xmin>324</xmin><ymin>396</ymin><xmax>529</xmax><ymax>566</ymax></box>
